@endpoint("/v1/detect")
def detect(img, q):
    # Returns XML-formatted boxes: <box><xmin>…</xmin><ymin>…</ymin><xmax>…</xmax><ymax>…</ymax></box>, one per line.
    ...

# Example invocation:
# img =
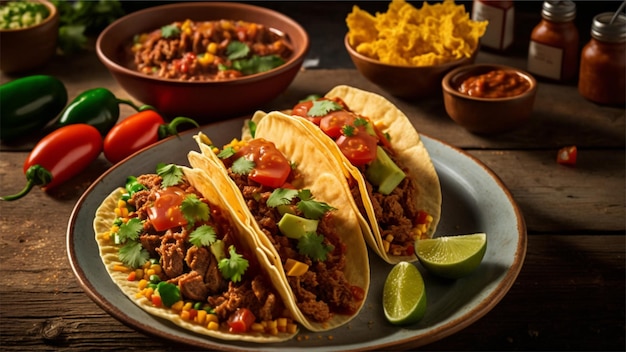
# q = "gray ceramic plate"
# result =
<box><xmin>67</xmin><ymin>117</ymin><xmax>526</xmax><ymax>351</ymax></box>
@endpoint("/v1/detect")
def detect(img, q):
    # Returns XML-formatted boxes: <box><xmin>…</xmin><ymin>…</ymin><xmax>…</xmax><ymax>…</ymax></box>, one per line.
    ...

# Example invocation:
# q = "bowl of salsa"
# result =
<box><xmin>442</xmin><ymin>64</ymin><xmax>537</xmax><ymax>134</ymax></box>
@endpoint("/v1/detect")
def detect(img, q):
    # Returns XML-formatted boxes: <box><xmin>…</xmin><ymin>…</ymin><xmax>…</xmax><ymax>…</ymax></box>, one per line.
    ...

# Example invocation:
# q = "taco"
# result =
<box><xmin>93</xmin><ymin>163</ymin><xmax>300</xmax><ymax>342</ymax></box>
<box><xmin>247</xmin><ymin>85</ymin><xmax>442</xmax><ymax>264</ymax></box>
<box><xmin>187</xmin><ymin>113</ymin><xmax>369</xmax><ymax>332</ymax></box>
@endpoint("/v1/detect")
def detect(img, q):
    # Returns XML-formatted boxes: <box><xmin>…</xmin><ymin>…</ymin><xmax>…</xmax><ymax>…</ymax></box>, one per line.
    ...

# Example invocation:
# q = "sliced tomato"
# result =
<box><xmin>557</xmin><ymin>145</ymin><xmax>577</xmax><ymax>166</ymax></box>
<box><xmin>227</xmin><ymin>308</ymin><xmax>256</xmax><ymax>333</ymax></box>
<box><xmin>291</xmin><ymin>100</ymin><xmax>322</xmax><ymax>124</ymax></box>
<box><xmin>335</xmin><ymin>128</ymin><xmax>378</xmax><ymax>166</ymax></box>
<box><xmin>320</xmin><ymin>110</ymin><xmax>356</xmax><ymax>139</ymax></box>
<box><xmin>147</xmin><ymin>186</ymin><xmax>188</xmax><ymax>231</ymax></box>
<box><xmin>238</xmin><ymin>139</ymin><xmax>292</xmax><ymax>188</ymax></box>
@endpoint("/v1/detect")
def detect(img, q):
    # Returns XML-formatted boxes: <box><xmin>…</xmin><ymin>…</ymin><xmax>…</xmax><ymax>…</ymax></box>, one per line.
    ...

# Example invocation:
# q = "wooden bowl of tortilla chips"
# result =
<box><xmin>344</xmin><ymin>0</ymin><xmax>486</xmax><ymax>99</ymax></box>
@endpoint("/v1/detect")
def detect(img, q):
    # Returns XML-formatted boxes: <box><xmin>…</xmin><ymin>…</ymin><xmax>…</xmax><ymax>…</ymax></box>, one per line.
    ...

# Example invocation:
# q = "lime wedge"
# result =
<box><xmin>416</xmin><ymin>233</ymin><xmax>487</xmax><ymax>279</ymax></box>
<box><xmin>382</xmin><ymin>261</ymin><xmax>427</xmax><ymax>325</ymax></box>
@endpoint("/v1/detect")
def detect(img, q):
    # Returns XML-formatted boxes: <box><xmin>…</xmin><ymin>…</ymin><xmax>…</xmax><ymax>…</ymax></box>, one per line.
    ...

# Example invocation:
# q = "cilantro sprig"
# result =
<box><xmin>189</xmin><ymin>225</ymin><xmax>217</xmax><ymax>247</ymax></box>
<box><xmin>114</xmin><ymin>218</ymin><xmax>149</xmax><ymax>268</ymax></box>
<box><xmin>267</xmin><ymin>188</ymin><xmax>335</xmax><ymax>219</ymax></box>
<box><xmin>181</xmin><ymin>194</ymin><xmax>210</xmax><ymax>228</ymax></box>
<box><xmin>157</xmin><ymin>163</ymin><xmax>184</xmax><ymax>187</ymax></box>
<box><xmin>161</xmin><ymin>24</ymin><xmax>180</xmax><ymax>38</ymax></box>
<box><xmin>308</xmin><ymin>100</ymin><xmax>343</xmax><ymax>117</ymax></box>
<box><xmin>232</xmin><ymin>157</ymin><xmax>255</xmax><ymax>175</ymax></box>
<box><xmin>297</xmin><ymin>232</ymin><xmax>333</xmax><ymax>261</ymax></box>
<box><xmin>218</xmin><ymin>245</ymin><xmax>249</xmax><ymax>282</ymax></box>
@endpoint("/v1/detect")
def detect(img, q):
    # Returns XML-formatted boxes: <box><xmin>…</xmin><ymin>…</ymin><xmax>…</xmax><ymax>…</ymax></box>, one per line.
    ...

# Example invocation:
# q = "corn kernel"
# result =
<box><xmin>196</xmin><ymin>310</ymin><xmax>207</xmax><ymax>324</ymax></box>
<box><xmin>144</xmin><ymin>287</ymin><xmax>154</xmax><ymax>299</ymax></box>
<box><xmin>180</xmin><ymin>310</ymin><xmax>191</xmax><ymax>321</ymax></box>
<box><xmin>206</xmin><ymin>314</ymin><xmax>219</xmax><ymax>324</ymax></box>
<box><xmin>251</xmin><ymin>323</ymin><xmax>265</xmax><ymax>332</ymax></box>
<box><xmin>183</xmin><ymin>302</ymin><xmax>193</xmax><ymax>311</ymax></box>
<box><xmin>382</xmin><ymin>240</ymin><xmax>390</xmax><ymax>253</ymax></box>
<box><xmin>207</xmin><ymin>321</ymin><xmax>219</xmax><ymax>330</ymax></box>
<box><xmin>171</xmin><ymin>301</ymin><xmax>184</xmax><ymax>312</ymax></box>
<box><xmin>267</xmin><ymin>327</ymin><xmax>278</xmax><ymax>335</ymax></box>
<box><xmin>150</xmin><ymin>264</ymin><xmax>162</xmax><ymax>275</ymax></box>
<box><xmin>286</xmin><ymin>323</ymin><xmax>298</xmax><ymax>334</ymax></box>
<box><xmin>113</xmin><ymin>264</ymin><xmax>129</xmax><ymax>272</ymax></box>
<box><xmin>207</xmin><ymin>42</ymin><xmax>218</xmax><ymax>54</ymax></box>
<box><xmin>385</xmin><ymin>234</ymin><xmax>394</xmax><ymax>242</ymax></box>
<box><xmin>114</xmin><ymin>208</ymin><xmax>121</xmax><ymax>217</ymax></box>
<box><xmin>137</xmin><ymin>279</ymin><xmax>148</xmax><ymax>290</ymax></box>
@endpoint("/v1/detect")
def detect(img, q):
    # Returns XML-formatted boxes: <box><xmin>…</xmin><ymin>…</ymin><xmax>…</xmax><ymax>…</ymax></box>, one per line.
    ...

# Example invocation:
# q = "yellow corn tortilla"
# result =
<box><xmin>245</xmin><ymin>85</ymin><xmax>442</xmax><ymax>264</ymax></box>
<box><xmin>188</xmin><ymin>112</ymin><xmax>370</xmax><ymax>332</ymax></box>
<box><xmin>94</xmin><ymin>167</ymin><xmax>299</xmax><ymax>343</ymax></box>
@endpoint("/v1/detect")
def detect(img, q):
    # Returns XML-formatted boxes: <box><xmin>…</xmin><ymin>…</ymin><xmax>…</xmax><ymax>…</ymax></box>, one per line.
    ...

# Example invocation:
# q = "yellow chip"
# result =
<box><xmin>346</xmin><ymin>0</ymin><xmax>487</xmax><ymax>66</ymax></box>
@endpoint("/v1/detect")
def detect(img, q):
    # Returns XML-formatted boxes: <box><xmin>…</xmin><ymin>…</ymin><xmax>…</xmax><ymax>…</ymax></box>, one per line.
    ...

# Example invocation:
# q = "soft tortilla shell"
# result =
<box><xmin>189</xmin><ymin>113</ymin><xmax>370</xmax><ymax>332</ymax></box>
<box><xmin>93</xmin><ymin>175</ymin><xmax>298</xmax><ymax>342</ymax></box>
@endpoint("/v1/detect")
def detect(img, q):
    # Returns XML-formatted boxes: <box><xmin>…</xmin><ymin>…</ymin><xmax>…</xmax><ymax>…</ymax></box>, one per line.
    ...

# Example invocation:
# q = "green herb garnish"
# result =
<box><xmin>181</xmin><ymin>194</ymin><xmax>209</xmax><ymax>227</ymax></box>
<box><xmin>267</xmin><ymin>188</ymin><xmax>299</xmax><ymax>207</ymax></box>
<box><xmin>297</xmin><ymin>232</ymin><xmax>333</xmax><ymax>261</ymax></box>
<box><xmin>341</xmin><ymin>124</ymin><xmax>356</xmax><ymax>137</ymax></box>
<box><xmin>231</xmin><ymin>157</ymin><xmax>255</xmax><ymax>175</ymax></box>
<box><xmin>308</xmin><ymin>100</ymin><xmax>343</xmax><ymax>117</ymax></box>
<box><xmin>117</xmin><ymin>218</ymin><xmax>143</xmax><ymax>243</ymax></box>
<box><xmin>218</xmin><ymin>245</ymin><xmax>249</xmax><ymax>282</ymax></box>
<box><xmin>189</xmin><ymin>225</ymin><xmax>217</xmax><ymax>247</ymax></box>
<box><xmin>119</xmin><ymin>241</ymin><xmax>150</xmax><ymax>269</ymax></box>
<box><xmin>156</xmin><ymin>163</ymin><xmax>183</xmax><ymax>187</ymax></box>
<box><xmin>226</xmin><ymin>41</ymin><xmax>250</xmax><ymax>60</ymax></box>
<box><xmin>217</xmin><ymin>146</ymin><xmax>236</xmax><ymax>159</ymax></box>
<box><xmin>161</xmin><ymin>24</ymin><xmax>180</xmax><ymax>38</ymax></box>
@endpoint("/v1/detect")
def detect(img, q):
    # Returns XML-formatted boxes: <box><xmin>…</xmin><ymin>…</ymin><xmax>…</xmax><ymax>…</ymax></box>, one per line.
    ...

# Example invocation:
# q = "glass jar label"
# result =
<box><xmin>472</xmin><ymin>1</ymin><xmax>514</xmax><ymax>50</ymax></box>
<box><xmin>527</xmin><ymin>41</ymin><xmax>563</xmax><ymax>80</ymax></box>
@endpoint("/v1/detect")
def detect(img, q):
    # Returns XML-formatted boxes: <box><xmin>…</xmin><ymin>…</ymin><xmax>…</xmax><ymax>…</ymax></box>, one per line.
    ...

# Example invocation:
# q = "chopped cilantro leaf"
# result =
<box><xmin>354</xmin><ymin>118</ymin><xmax>368</xmax><ymax>127</ymax></box>
<box><xmin>248</xmin><ymin>120</ymin><xmax>257</xmax><ymax>139</ymax></box>
<box><xmin>181</xmin><ymin>194</ymin><xmax>209</xmax><ymax>227</ymax></box>
<box><xmin>217</xmin><ymin>146</ymin><xmax>236</xmax><ymax>159</ymax></box>
<box><xmin>226</xmin><ymin>41</ymin><xmax>250</xmax><ymax>60</ymax></box>
<box><xmin>267</xmin><ymin>188</ymin><xmax>299</xmax><ymax>207</ymax></box>
<box><xmin>218</xmin><ymin>245</ymin><xmax>249</xmax><ymax>282</ymax></box>
<box><xmin>308</xmin><ymin>100</ymin><xmax>343</xmax><ymax>117</ymax></box>
<box><xmin>297</xmin><ymin>232</ymin><xmax>333</xmax><ymax>261</ymax></box>
<box><xmin>342</xmin><ymin>124</ymin><xmax>355</xmax><ymax>137</ymax></box>
<box><xmin>189</xmin><ymin>225</ymin><xmax>217</xmax><ymax>247</ymax></box>
<box><xmin>299</xmin><ymin>94</ymin><xmax>322</xmax><ymax>103</ymax></box>
<box><xmin>117</xmin><ymin>218</ymin><xmax>143</xmax><ymax>243</ymax></box>
<box><xmin>156</xmin><ymin>163</ymin><xmax>183</xmax><ymax>188</ymax></box>
<box><xmin>119</xmin><ymin>241</ymin><xmax>150</xmax><ymax>268</ymax></box>
<box><xmin>161</xmin><ymin>24</ymin><xmax>180</xmax><ymax>38</ymax></box>
<box><xmin>232</xmin><ymin>55</ymin><xmax>285</xmax><ymax>75</ymax></box>
<box><xmin>297</xmin><ymin>189</ymin><xmax>335</xmax><ymax>220</ymax></box>
<box><xmin>231</xmin><ymin>157</ymin><xmax>255</xmax><ymax>175</ymax></box>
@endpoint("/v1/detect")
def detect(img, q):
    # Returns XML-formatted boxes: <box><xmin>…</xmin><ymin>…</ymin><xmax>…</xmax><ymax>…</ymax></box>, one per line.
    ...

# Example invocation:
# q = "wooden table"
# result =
<box><xmin>1</xmin><ymin>42</ymin><xmax>624</xmax><ymax>351</ymax></box>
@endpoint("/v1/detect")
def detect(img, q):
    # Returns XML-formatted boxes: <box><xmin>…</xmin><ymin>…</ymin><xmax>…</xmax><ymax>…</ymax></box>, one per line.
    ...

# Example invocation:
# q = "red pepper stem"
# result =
<box><xmin>0</xmin><ymin>165</ymin><xmax>52</xmax><ymax>201</ymax></box>
<box><xmin>157</xmin><ymin>117</ymin><xmax>200</xmax><ymax>140</ymax></box>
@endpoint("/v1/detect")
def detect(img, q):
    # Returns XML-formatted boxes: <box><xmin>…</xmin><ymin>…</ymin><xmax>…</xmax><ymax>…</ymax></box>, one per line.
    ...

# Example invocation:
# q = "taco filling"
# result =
<box><xmin>95</xmin><ymin>163</ymin><xmax>297</xmax><ymax>340</ymax></box>
<box><xmin>290</xmin><ymin>97</ymin><xmax>434</xmax><ymax>257</ymax></box>
<box><xmin>208</xmin><ymin>137</ymin><xmax>365</xmax><ymax>324</ymax></box>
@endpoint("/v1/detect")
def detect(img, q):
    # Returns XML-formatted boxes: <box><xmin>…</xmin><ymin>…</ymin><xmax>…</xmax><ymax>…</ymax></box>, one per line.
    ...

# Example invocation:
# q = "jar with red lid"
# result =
<box><xmin>472</xmin><ymin>0</ymin><xmax>515</xmax><ymax>52</ymax></box>
<box><xmin>527</xmin><ymin>1</ymin><xmax>579</xmax><ymax>82</ymax></box>
<box><xmin>578</xmin><ymin>12</ymin><xmax>626</xmax><ymax>105</ymax></box>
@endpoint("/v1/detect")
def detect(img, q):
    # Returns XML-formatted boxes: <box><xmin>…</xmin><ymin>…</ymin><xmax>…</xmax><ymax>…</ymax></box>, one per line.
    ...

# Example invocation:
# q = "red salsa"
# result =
<box><xmin>458</xmin><ymin>69</ymin><xmax>531</xmax><ymax>98</ymax></box>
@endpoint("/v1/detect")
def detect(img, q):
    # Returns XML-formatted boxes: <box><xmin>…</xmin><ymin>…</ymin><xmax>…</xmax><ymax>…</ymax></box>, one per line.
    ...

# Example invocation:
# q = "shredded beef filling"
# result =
<box><xmin>228</xmin><ymin>170</ymin><xmax>359</xmax><ymax>323</ymax></box>
<box><xmin>128</xmin><ymin>173</ymin><xmax>283</xmax><ymax>323</ymax></box>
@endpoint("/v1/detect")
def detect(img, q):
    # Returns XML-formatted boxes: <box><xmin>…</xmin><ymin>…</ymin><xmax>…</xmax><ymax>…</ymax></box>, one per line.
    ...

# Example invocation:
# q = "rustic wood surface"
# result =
<box><xmin>1</xmin><ymin>23</ymin><xmax>624</xmax><ymax>352</ymax></box>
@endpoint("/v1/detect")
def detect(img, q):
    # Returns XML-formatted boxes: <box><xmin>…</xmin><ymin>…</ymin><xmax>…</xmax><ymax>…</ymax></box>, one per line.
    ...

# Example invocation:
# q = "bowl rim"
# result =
<box><xmin>344</xmin><ymin>32</ymin><xmax>477</xmax><ymax>69</ymax></box>
<box><xmin>0</xmin><ymin>0</ymin><xmax>57</xmax><ymax>32</ymax></box>
<box><xmin>442</xmin><ymin>63</ymin><xmax>538</xmax><ymax>102</ymax></box>
<box><xmin>96</xmin><ymin>1</ymin><xmax>309</xmax><ymax>85</ymax></box>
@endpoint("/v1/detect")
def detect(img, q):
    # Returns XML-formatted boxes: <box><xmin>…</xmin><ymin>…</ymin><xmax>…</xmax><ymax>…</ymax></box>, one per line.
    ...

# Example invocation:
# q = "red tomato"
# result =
<box><xmin>335</xmin><ymin>129</ymin><xmax>378</xmax><ymax>166</ymax></box>
<box><xmin>151</xmin><ymin>295</ymin><xmax>163</xmax><ymax>307</ymax></box>
<box><xmin>319</xmin><ymin>110</ymin><xmax>356</xmax><ymax>139</ymax></box>
<box><xmin>147</xmin><ymin>186</ymin><xmax>188</xmax><ymax>231</ymax></box>
<box><xmin>237</xmin><ymin>139</ymin><xmax>291</xmax><ymax>188</ymax></box>
<box><xmin>557</xmin><ymin>146</ymin><xmax>577</xmax><ymax>166</ymax></box>
<box><xmin>23</xmin><ymin>124</ymin><xmax>102</xmax><ymax>190</ymax></box>
<box><xmin>103</xmin><ymin>111</ymin><xmax>198</xmax><ymax>164</ymax></box>
<box><xmin>227</xmin><ymin>308</ymin><xmax>256</xmax><ymax>333</ymax></box>
<box><xmin>291</xmin><ymin>100</ymin><xmax>322</xmax><ymax>124</ymax></box>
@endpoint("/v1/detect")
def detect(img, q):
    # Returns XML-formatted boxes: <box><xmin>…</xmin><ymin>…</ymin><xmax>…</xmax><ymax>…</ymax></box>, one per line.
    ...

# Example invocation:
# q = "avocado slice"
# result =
<box><xmin>277</xmin><ymin>213</ymin><xmax>319</xmax><ymax>239</ymax></box>
<box><xmin>365</xmin><ymin>146</ymin><xmax>406</xmax><ymax>195</ymax></box>
<box><xmin>210</xmin><ymin>239</ymin><xmax>226</xmax><ymax>261</ymax></box>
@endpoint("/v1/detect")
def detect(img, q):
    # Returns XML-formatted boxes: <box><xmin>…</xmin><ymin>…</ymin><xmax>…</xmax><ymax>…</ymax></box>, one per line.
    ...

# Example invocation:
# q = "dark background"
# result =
<box><xmin>118</xmin><ymin>1</ymin><xmax>623</xmax><ymax>69</ymax></box>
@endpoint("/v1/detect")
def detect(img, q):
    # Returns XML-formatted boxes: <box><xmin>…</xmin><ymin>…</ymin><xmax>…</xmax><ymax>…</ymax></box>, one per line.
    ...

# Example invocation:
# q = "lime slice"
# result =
<box><xmin>382</xmin><ymin>261</ymin><xmax>427</xmax><ymax>325</ymax></box>
<box><xmin>416</xmin><ymin>233</ymin><xmax>487</xmax><ymax>279</ymax></box>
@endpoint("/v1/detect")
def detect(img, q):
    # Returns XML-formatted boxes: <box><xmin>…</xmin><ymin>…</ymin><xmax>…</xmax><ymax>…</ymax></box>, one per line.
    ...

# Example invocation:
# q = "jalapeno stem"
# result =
<box><xmin>116</xmin><ymin>98</ymin><xmax>156</xmax><ymax>113</ymax></box>
<box><xmin>1</xmin><ymin>165</ymin><xmax>52</xmax><ymax>201</ymax></box>
<box><xmin>157</xmin><ymin>116</ymin><xmax>200</xmax><ymax>139</ymax></box>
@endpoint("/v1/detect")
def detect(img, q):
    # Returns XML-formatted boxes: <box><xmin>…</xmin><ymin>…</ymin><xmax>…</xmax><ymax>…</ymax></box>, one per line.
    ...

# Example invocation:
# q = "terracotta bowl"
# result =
<box><xmin>0</xmin><ymin>0</ymin><xmax>58</xmax><ymax>74</ymax></box>
<box><xmin>442</xmin><ymin>64</ymin><xmax>537</xmax><ymax>134</ymax></box>
<box><xmin>96</xmin><ymin>2</ymin><xmax>309</xmax><ymax>123</ymax></box>
<box><xmin>344</xmin><ymin>33</ymin><xmax>477</xmax><ymax>99</ymax></box>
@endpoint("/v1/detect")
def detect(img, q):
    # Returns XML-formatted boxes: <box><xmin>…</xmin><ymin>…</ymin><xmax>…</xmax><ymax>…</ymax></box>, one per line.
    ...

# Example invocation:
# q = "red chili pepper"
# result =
<box><xmin>557</xmin><ymin>145</ymin><xmax>577</xmax><ymax>166</ymax></box>
<box><xmin>1</xmin><ymin>124</ymin><xmax>103</xmax><ymax>201</ymax></box>
<box><xmin>103</xmin><ymin>110</ymin><xmax>198</xmax><ymax>164</ymax></box>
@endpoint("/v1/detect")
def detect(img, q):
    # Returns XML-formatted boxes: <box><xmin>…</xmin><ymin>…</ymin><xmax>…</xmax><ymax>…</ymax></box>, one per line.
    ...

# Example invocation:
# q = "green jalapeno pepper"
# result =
<box><xmin>0</xmin><ymin>75</ymin><xmax>68</xmax><ymax>141</ymax></box>
<box><xmin>52</xmin><ymin>87</ymin><xmax>154</xmax><ymax>136</ymax></box>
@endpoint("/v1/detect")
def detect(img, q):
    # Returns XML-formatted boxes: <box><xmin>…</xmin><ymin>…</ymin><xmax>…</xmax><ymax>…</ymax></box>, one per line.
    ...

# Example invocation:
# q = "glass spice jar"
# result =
<box><xmin>472</xmin><ymin>0</ymin><xmax>515</xmax><ymax>52</ymax></box>
<box><xmin>578</xmin><ymin>12</ymin><xmax>626</xmax><ymax>105</ymax></box>
<box><xmin>527</xmin><ymin>1</ymin><xmax>579</xmax><ymax>82</ymax></box>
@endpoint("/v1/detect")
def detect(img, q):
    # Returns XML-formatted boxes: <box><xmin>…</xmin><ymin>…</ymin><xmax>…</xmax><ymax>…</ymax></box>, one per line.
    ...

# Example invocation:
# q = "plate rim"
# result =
<box><xmin>66</xmin><ymin>125</ymin><xmax>527</xmax><ymax>351</ymax></box>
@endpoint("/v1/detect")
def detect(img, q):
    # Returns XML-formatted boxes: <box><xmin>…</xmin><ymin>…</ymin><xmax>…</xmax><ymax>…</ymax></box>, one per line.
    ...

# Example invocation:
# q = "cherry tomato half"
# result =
<box><xmin>319</xmin><ymin>110</ymin><xmax>356</xmax><ymax>139</ymax></box>
<box><xmin>237</xmin><ymin>139</ymin><xmax>291</xmax><ymax>188</ymax></box>
<box><xmin>291</xmin><ymin>100</ymin><xmax>321</xmax><ymax>124</ymax></box>
<box><xmin>557</xmin><ymin>145</ymin><xmax>577</xmax><ymax>166</ymax></box>
<box><xmin>227</xmin><ymin>308</ymin><xmax>256</xmax><ymax>333</ymax></box>
<box><xmin>335</xmin><ymin>128</ymin><xmax>378</xmax><ymax>166</ymax></box>
<box><xmin>147</xmin><ymin>186</ymin><xmax>188</xmax><ymax>231</ymax></box>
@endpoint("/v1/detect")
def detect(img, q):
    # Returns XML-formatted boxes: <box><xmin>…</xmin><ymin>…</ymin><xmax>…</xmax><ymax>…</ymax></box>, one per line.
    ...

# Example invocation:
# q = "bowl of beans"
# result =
<box><xmin>96</xmin><ymin>2</ymin><xmax>309</xmax><ymax>122</ymax></box>
<box><xmin>442</xmin><ymin>64</ymin><xmax>537</xmax><ymax>134</ymax></box>
<box><xmin>0</xmin><ymin>0</ymin><xmax>58</xmax><ymax>73</ymax></box>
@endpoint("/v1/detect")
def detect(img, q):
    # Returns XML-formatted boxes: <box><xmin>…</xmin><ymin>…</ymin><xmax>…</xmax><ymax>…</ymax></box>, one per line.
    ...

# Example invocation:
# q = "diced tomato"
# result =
<box><xmin>335</xmin><ymin>128</ymin><xmax>378</xmax><ymax>166</ymax></box>
<box><xmin>237</xmin><ymin>139</ymin><xmax>292</xmax><ymax>188</ymax></box>
<box><xmin>557</xmin><ymin>146</ymin><xmax>577</xmax><ymax>166</ymax></box>
<box><xmin>320</xmin><ymin>110</ymin><xmax>356</xmax><ymax>139</ymax></box>
<box><xmin>188</xmin><ymin>309</ymin><xmax>198</xmax><ymax>321</ymax></box>
<box><xmin>227</xmin><ymin>308</ymin><xmax>256</xmax><ymax>333</ymax></box>
<box><xmin>147</xmin><ymin>186</ymin><xmax>188</xmax><ymax>231</ymax></box>
<box><xmin>291</xmin><ymin>100</ymin><xmax>321</xmax><ymax>124</ymax></box>
<box><xmin>151</xmin><ymin>295</ymin><xmax>163</xmax><ymax>307</ymax></box>
<box><xmin>416</xmin><ymin>210</ymin><xmax>430</xmax><ymax>225</ymax></box>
